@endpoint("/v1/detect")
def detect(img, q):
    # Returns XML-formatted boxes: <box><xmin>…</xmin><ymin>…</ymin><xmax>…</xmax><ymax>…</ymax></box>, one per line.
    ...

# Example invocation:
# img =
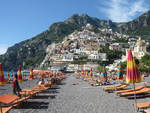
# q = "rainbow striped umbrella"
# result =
<box><xmin>126</xmin><ymin>50</ymin><xmax>141</xmax><ymax>83</ymax></box>
<box><xmin>126</xmin><ymin>49</ymin><xmax>141</xmax><ymax>112</ymax></box>
<box><xmin>116</xmin><ymin>61</ymin><xmax>123</xmax><ymax>80</ymax></box>
<box><xmin>0</xmin><ymin>63</ymin><xmax>6</xmax><ymax>85</ymax></box>
<box><xmin>101</xmin><ymin>65</ymin><xmax>107</xmax><ymax>79</ymax></box>
<box><xmin>29</xmin><ymin>68</ymin><xmax>34</xmax><ymax>80</ymax></box>
<box><xmin>17</xmin><ymin>65</ymin><xmax>23</xmax><ymax>82</ymax></box>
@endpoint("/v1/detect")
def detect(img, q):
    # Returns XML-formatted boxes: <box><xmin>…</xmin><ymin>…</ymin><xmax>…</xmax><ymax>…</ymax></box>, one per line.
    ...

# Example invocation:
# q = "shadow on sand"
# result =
<box><xmin>16</xmin><ymin>101</ymin><xmax>49</xmax><ymax>109</ymax></box>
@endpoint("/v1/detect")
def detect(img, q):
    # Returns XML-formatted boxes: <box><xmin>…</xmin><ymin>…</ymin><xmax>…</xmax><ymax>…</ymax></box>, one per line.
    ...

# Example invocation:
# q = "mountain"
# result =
<box><xmin>0</xmin><ymin>14</ymin><xmax>116</xmax><ymax>71</ymax></box>
<box><xmin>1</xmin><ymin>11</ymin><xmax>150</xmax><ymax>71</ymax></box>
<box><xmin>117</xmin><ymin>10</ymin><xmax>150</xmax><ymax>38</ymax></box>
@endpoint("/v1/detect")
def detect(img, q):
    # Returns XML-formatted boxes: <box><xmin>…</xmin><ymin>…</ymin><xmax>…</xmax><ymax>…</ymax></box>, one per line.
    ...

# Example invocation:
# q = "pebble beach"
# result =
<box><xmin>1</xmin><ymin>74</ymin><xmax>150</xmax><ymax>113</ymax></box>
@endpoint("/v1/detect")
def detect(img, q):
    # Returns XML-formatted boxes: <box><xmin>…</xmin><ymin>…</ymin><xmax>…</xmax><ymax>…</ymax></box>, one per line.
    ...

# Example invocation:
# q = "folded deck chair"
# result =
<box><xmin>119</xmin><ymin>86</ymin><xmax>150</xmax><ymax>97</ymax></box>
<box><xmin>115</xmin><ymin>85</ymin><xmax>144</xmax><ymax>94</ymax></box>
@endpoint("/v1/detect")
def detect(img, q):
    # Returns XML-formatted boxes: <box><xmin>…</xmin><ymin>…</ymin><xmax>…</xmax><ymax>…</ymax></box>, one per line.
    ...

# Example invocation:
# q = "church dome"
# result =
<box><xmin>136</xmin><ymin>37</ymin><xmax>145</xmax><ymax>46</ymax></box>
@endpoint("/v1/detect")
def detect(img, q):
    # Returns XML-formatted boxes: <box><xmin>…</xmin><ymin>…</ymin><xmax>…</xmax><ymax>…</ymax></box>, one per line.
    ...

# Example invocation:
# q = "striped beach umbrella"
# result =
<box><xmin>116</xmin><ymin>61</ymin><xmax>123</xmax><ymax>80</ymax></box>
<box><xmin>17</xmin><ymin>65</ymin><xmax>23</xmax><ymax>82</ymax></box>
<box><xmin>29</xmin><ymin>68</ymin><xmax>34</xmax><ymax>80</ymax></box>
<box><xmin>126</xmin><ymin>49</ymin><xmax>141</xmax><ymax>83</ymax></box>
<box><xmin>0</xmin><ymin>63</ymin><xmax>6</xmax><ymax>85</ymax></box>
<box><xmin>101</xmin><ymin>65</ymin><xmax>107</xmax><ymax>79</ymax></box>
<box><xmin>126</xmin><ymin>49</ymin><xmax>141</xmax><ymax>112</ymax></box>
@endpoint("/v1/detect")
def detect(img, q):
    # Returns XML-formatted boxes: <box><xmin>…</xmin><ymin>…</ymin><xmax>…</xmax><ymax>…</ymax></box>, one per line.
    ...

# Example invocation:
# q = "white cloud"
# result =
<box><xmin>0</xmin><ymin>44</ymin><xmax>9</xmax><ymax>55</ymax></box>
<box><xmin>98</xmin><ymin>0</ymin><xmax>150</xmax><ymax>22</ymax></box>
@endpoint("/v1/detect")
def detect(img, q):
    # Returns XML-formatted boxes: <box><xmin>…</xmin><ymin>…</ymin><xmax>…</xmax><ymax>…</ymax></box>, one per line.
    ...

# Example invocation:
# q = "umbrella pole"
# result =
<box><xmin>133</xmin><ymin>83</ymin><xmax>138</xmax><ymax>113</ymax></box>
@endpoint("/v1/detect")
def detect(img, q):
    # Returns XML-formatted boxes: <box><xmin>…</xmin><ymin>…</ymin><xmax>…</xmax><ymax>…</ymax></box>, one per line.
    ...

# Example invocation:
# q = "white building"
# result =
<box><xmin>88</xmin><ymin>53</ymin><xmax>107</xmax><ymax>61</ymax></box>
<box><xmin>62</xmin><ymin>54</ymin><xmax>74</xmax><ymax>61</ymax></box>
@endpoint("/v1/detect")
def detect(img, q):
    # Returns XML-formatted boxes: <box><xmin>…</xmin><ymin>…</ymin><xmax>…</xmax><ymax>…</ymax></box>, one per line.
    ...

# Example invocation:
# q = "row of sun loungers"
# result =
<box><xmin>74</xmin><ymin>73</ymin><xmax>150</xmax><ymax>112</ymax></box>
<box><xmin>102</xmin><ymin>83</ymin><xmax>150</xmax><ymax>112</ymax></box>
<box><xmin>0</xmin><ymin>82</ymin><xmax>52</xmax><ymax>113</ymax></box>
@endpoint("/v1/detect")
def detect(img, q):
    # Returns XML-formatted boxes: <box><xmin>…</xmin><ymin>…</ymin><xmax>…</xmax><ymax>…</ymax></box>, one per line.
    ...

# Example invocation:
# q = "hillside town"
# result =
<box><xmin>40</xmin><ymin>24</ymin><xmax>149</xmax><ymax>72</ymax></box>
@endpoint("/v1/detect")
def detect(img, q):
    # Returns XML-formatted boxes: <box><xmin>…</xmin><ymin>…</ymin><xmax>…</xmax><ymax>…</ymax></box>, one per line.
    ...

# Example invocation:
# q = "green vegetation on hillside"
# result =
<box><xmin>100</xmin><ymin>46</ymin><xmax>125</xmax><ymax>65</ymax></box>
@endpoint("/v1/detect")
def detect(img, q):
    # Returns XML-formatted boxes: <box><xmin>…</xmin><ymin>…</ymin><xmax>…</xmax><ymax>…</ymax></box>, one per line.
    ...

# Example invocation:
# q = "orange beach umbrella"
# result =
<box><xmin>17</xmin><ymin>65</ymin><xmax>23</xmax><ymax>82</ymax></box>
<box><xmin>29</xmin><ymin>68</ymin><xmax>34</xmax><ymax>80</ymax></box>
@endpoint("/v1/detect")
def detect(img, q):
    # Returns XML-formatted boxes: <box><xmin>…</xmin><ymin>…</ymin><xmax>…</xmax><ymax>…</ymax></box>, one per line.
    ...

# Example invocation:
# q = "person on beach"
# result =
<box><xmin>38</xmin><ymin>78</ymin><xmax>45</xmax><ymax>86</ymax></box>
<box><xmin>12</xmin><ymin>74</ymin><xmax>22</xmax><ymax>97</ymax></box>
<box><xmin>11</xmin><ymin>72</ymin><xmax>13</xmax><ymax>80</ymax></box>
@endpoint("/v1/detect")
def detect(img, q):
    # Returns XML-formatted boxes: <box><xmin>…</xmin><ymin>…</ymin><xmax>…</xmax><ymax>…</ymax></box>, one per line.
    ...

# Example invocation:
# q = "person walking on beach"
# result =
<box><xmin>12</xmin><ymin>73</ymin><xmax>22</xmax><ymax>97</ymax></box>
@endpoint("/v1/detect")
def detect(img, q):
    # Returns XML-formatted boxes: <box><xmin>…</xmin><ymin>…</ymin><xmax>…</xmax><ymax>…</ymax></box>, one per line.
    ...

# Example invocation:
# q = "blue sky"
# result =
<box><xmin>0</xmin><ymin>0</ymin><xmax>150</xmax><ymax>55</ymax></box>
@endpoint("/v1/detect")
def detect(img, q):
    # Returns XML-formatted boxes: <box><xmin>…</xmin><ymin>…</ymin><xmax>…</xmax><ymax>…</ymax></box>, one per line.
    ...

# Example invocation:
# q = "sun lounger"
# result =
<box><xmin>20</xmin><ymin>85</ymin><xmax>50</xmax><ymax>96</ymax></box>
<box><xmin>115</xmin><ymin>85</ymin><xmax>144</xmax><ymax>94</ymax></box>
<box><xmin>103</xmin><ymin>84</ymin><xmax>122</xmax><ymax>89</ymax></box>
<box><xmin>0</xmin><ymin>94</ymin><xmax>31</xmax><ymax>113</ymax></box>
<box><xmin>20</xmin><ymin>89</ymin><xmax>38</xmax><ymax>96</ymax></box>
<box><xmin>136</xmin><ymin>101</ymin><xmax>150</xmax><ymax>112</ymax></box>
<box><xmin>19</xmin><ymin>84</ymin><xmax>51</xmax><ymax>97</ymax></box>
<box><xmin>118</xmin><ymin>86</ymin><xmax>150</xmax><ymax>97</ymax></box>
<box><xmin>104</xmin><ymin>84</ymin><xmax>128</xmax><ymax>91</ymax></box>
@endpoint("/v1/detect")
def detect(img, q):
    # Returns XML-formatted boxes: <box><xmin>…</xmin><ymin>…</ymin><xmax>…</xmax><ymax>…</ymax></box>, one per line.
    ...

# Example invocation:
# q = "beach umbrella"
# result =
<box><xmin>17</xmin><ymin>65</ymin><xmax>23</xmax><ymax>82</ymax></box>
<box><xmin>101</xmin><ymin>65</ymin><xmax>107</xmax><ymax>79</ymax></box>
<box><xmin>7</xmin><ymin>72</ymin><xmax>10</xmax><ymax>81</ymax></box>
<box><xmin>85</xmin><ymin>70</ymin><xmax>88</xmax><ymax>77</ymax></box>
<box><xmin>89</xmin><ymin>68</ymin><xmax>93</xmax><ymax>78</ymax></box>
<box><xmin>126</xmin><ymin>49</ymin><xmax>141</xmax><ymax>112</ymax></box>
<box><xmin>0</xmin><ymin>63</ymin><xmax>6</xmax><ymax>85</ymax></box>
<box><xmin>24</xmin><ymin>72</ymin><xmax>26</xmax><ymax>79</ymax></box>
<box><xmin>80</xmin><ymin>70</ymin><xmax>84</xmax><ymax>77</ymax></box>
<box><xmin>116</xmin><ymin>61</ymin><xmax>123</xmax><ymax>80</ymax></box>
<box><xmin>29</xmin><ymin>68</ymin><xmax>34</xmax><ymax>80</ymax></box>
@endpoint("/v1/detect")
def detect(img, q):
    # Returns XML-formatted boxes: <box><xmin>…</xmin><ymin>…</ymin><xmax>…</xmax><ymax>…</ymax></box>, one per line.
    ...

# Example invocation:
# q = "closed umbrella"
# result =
<box><xmin>0</xmin><ymin>63</ymin><xmax>6</xmax><ymax>85</ymax></box>
<box><xmin>17</xmin><ymin>65</ymin><xmax>23</xmax><ymax>82</ymax></box>
<box><xmin>29</xmin><ymin>68</ymin><xmax>34</xmax><ymax>80</ymax></box>
<box><xmin>126</xmin><ymin>49</ymin><xmax>141</xmax><ymax>112</ymax></box>
<box><xmin>116</xmin><ymin>61</ymin><xmax>123</xmax><ymax>80</ymax></box>
<box><xmin>101</xmin><ymin>65</ymin><xmax>107</xmax><ymax>80</ymax></box>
